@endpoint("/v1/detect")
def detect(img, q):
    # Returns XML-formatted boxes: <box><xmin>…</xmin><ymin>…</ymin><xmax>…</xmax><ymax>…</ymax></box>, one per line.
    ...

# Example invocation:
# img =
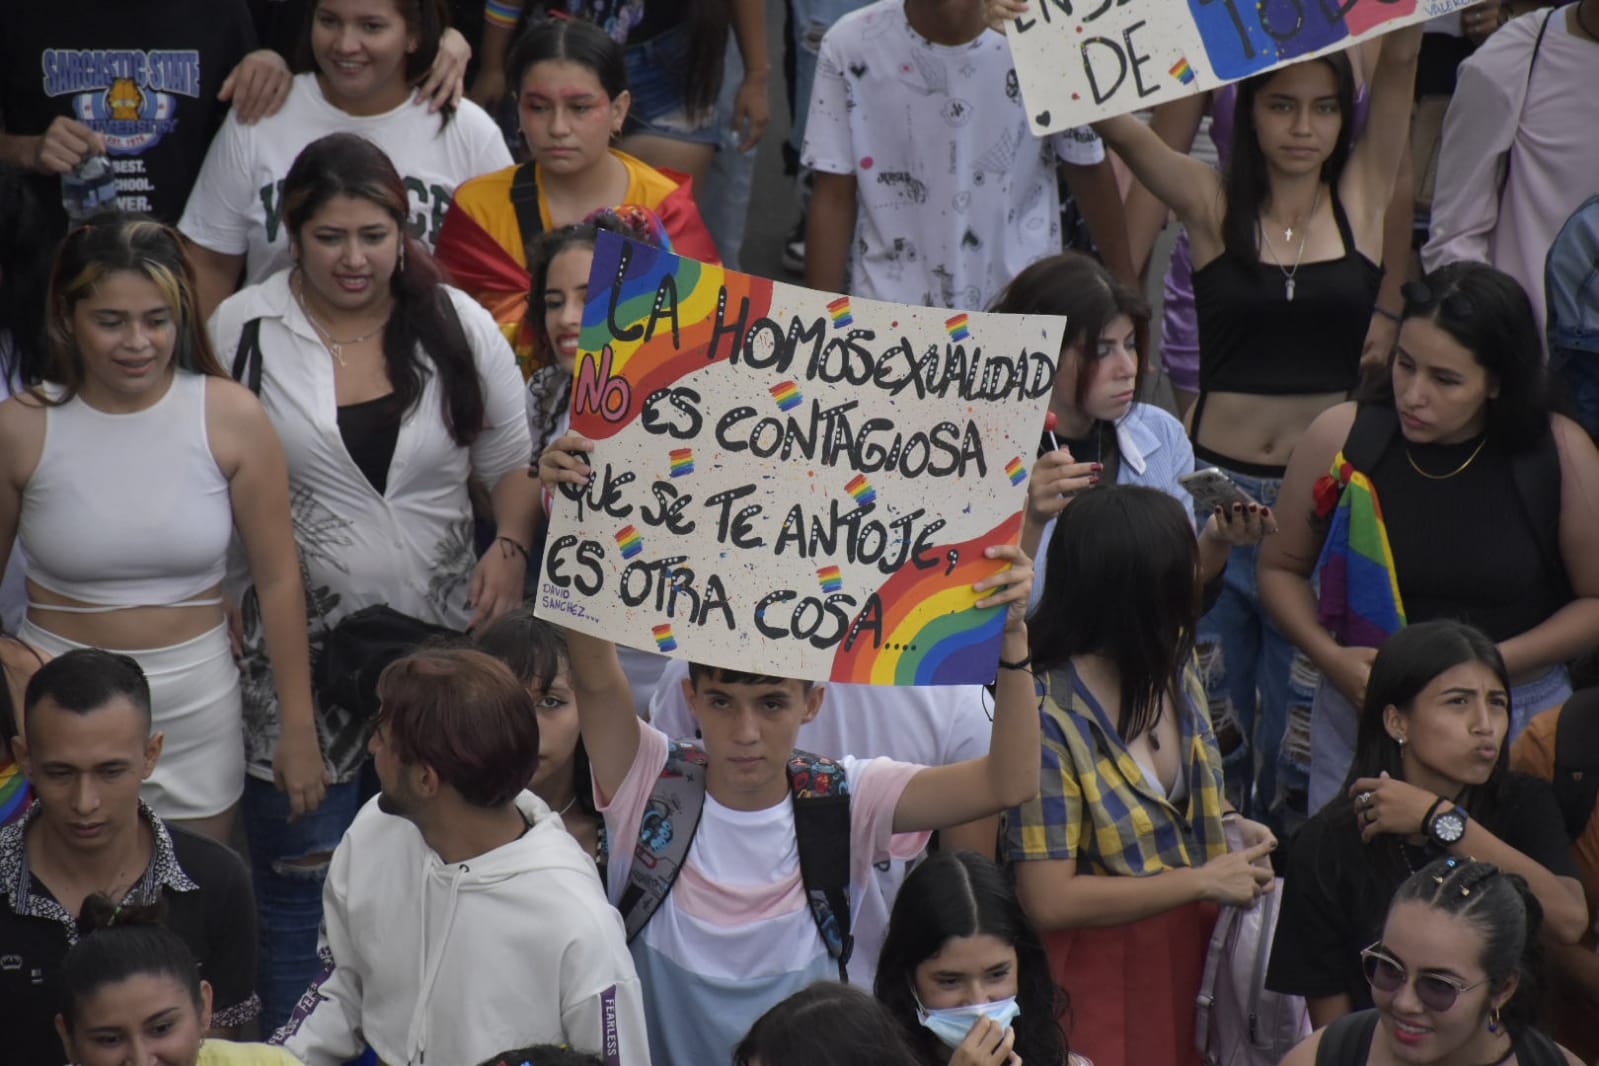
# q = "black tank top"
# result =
<box><xmin>1193</xmin><ymin>190</ymin><xmax>1382</xmax><ymax>396</ymax></box>
<box><xmin>1368</xmin><ymin>432</ymin><xmax>1568</xmax><ymax>642</ymax></box>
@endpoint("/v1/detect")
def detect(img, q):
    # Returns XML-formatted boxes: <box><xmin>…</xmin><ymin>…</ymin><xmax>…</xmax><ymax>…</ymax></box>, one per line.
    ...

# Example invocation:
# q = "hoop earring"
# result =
<box><xmin>1487</xmin><ymin>1007</ymin><xmax>1502</xmax><ymax>1034</ymax></box>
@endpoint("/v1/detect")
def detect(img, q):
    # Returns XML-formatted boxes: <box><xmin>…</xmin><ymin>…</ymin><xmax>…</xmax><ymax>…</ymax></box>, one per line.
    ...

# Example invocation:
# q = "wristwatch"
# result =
<box><xmin>1428</xmin><ymin>804</ymin><xmax>1469</xmax><ymax>846</ymax></box>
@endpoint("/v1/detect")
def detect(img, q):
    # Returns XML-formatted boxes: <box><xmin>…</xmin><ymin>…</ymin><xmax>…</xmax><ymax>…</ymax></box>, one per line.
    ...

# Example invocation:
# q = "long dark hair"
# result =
<box><xmin>297</xmin><ymin>0</ymin><xmax>454</xmax><ymax>126</ymax></box>
<box><xmin>284</xmin><ymin>133</ymin><xmax>485</xmax><ymax>447</ymax></box>
<box><xmin>0</xmin><ymin>166</ymin><xmax>51</xmax><ymax>387</ymax></box>
<box><xmin>58</xmin><ymin>895</ymin><xmax>202</xmax><ymax>1030</ymax></box>
<box><xmin>1362</xmin><ymin>261</ymin><xmax>1552</xmax><ymax>453</ymax></box>
<box><xmin>1390</xmin><ymin>858</ymin><xmax>1545</xmax><ymax>1035</ymax></box>
<box><xmin>1344</xmin><ymin>621</ymin><xmax>1512</xmax><ymax>873</ymax></box>
<box><xmin>875</xmin><ymin>851</ymin><xmax>1068</xmax><ymax>1066</ymax></box>
<box><xmin>1030</xmin><ymin>485</ymin><xmax>1202</xmax><ymax>741</ymax></box>
<box><xmin>41</xmin><ymin>213</ymin><xmax>226</xmax><ymax>404</ymax></box>
<box><xmin>539</xmin><ymin>3</ymin><xmax>731</xmax><ymax>118</ymax></box>
<box><xmin>1222</xmin><ymin>53</ymin><xmax>1356</xmax><ymax>258</ymax></box>
<box><xmin>473</xmin><ymin>604</ymin><xmax>595</xmax><ymax>820</ymax></box>
<box><xmin>734</xmin><ymin>982</ymin><xmax>922</xmax><ymax>1066</ymax></box>
<box><xmin>988</xmin><ymin>252</ymin><xmax>1150</xmax><ymax>409</ymax></box>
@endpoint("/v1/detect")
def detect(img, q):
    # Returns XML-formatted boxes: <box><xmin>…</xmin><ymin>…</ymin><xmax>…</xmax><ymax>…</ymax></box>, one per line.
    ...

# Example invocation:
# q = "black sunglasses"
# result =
<box><xmin>1401</xmin><ymin>280</ymin><xmax>1475</xmax><ymax>322</ymax></box>
<box><xmin>1360</xmin><ymin>943</ymin><xmax>1489</xmax><ymax>1012</ymax></box>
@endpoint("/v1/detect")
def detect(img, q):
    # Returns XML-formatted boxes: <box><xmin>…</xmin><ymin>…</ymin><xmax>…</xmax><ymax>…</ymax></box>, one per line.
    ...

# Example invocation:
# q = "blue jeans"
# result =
<box><xmin>787</xmin><ymin>0</ymin><xmax>872</xmax><ymax>155</ymax></box>
<box><xmin>1195</xmin><ymin>466</ymin><xmax>1300</xmax><ymax>821</ymax></box>
<box><xmin>701</xmin><ymin>38</ymin><xmax>757</xmax><ymax>269</ymax></box>
<box><xmin>623</xmin><ymin>25</ymin><xmax>720</xmax><ymax>145</ymax></box>
<box><xmin>242</xmin><ymin>775</ymin><xmax>365</xmax><ymax>1035</ymax></box>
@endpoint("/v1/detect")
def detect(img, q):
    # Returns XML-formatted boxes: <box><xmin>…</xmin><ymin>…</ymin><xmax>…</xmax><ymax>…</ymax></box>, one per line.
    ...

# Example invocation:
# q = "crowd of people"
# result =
<box><xmin>2</xmin><ymin>0</ymin><xmax>1598</xmax><ymax>1064</ymax></box>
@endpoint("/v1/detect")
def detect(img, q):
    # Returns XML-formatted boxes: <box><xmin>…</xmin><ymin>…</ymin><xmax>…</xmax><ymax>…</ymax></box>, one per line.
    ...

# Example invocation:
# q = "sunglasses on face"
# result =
<box><xmin>1360</xmin><ymin>943</ymin><xmax>1490</xmax><ymax>1012</ymax></box>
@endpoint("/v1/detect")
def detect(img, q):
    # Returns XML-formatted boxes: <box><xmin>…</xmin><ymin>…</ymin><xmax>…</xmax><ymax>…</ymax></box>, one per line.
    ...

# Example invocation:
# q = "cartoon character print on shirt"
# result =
<box><xmin>41</xmin><ymin>48</ymin><xmax>201</xmax><ymax>213</ymax></box>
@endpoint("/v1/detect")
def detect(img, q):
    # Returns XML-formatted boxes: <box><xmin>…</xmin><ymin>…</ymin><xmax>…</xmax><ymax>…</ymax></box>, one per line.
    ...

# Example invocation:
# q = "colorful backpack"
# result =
<box><xmin>615</xmin><ymin>740</ymin><xmax>856</xmax><ymax>981</ymax></box>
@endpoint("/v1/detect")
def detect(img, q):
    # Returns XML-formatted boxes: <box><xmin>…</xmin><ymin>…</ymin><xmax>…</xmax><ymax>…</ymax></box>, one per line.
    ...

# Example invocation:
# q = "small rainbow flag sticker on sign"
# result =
<box><xmin>614</xmin><ymin>525</ymin><xmax>643</xmax><ymax>559</ymax></box>
<box><xmin>770</xmin><ymin>380</ymin><xmax>803</xmax><ymax>412</ymax></box>
<box><xmin>1005</xmin><ymin>457</ymin><xmax>1027</xmax><ymax>486</ymax></box>
<box><xmin>827</xmin><ymin>296</ymin><xmax>854</xmax><ymax>327</ymax></box>
<box><xmin>652</xmin><ymin>623</ymin><xmax>678</xmax><ymax>652</ymax></box>
<box><xmin>817</xmin><ymin>565</ymin><xmax>843</xmax><ymax>594</ymax></box>
<box><xmin>845</xmin><ymin>474</ymin><xmax>877</xmax><ymax>507</ymax></box>
<box><xmin>1169</xmin><ymin>57</ymin><xmax>1195</xmax><ymax>85</ymax></box>
<box><xmin>669</xmin><ymin>448</ymin><xmax>695</xmax><ymax>477</ymax></box>
<box><xmin>945</xmin><ymin>313</ymin><xmax>971</xmax><ymax>342</ymax></box>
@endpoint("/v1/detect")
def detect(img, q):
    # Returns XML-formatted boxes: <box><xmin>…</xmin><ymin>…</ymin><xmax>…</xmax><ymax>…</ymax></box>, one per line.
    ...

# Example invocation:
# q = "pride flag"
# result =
<box><xmin>615</xmin><ymin>525</ymin><xmax>644</xmax><ymax>559</ymax></box>
<box><xmin>669</xmin><ymin>448</ymin><xmax>695</xmax><ymax>477</ymax></box>
<box><xmin>845</xmin><ymin>474</ymin><xmax>877</xmax><ymax>507</ymax></box>
<box><xmin>817</xmin><ymin>565</ymin><xmax>843</xmax><ymax>593</ymax></box>
<box><xmin>1169</xmin><ymin>57</ymin><xmax>1196</xmax><ymax>85</ymax></box>
<box><xmin>945</xmin><ymin>314</ymin><xmax>971</xmax><ymax>342</ymax></box>
<box><xmin>1314</xmin><ymin>453</ymin><xmax>1406</xmax><ymax>648</ymax></box>
<box><xmin>827</xmin><ymin>296</ymin><xmax>854</xmax><ymax>327</ymax></box>
<box><xmin>1004</xmin><ymin>457</ymin><xmax>1027</xmax><ymax>486</ymax></box>
<box><xmin>652</xmin><ymin>623</ymin><xmax>678</xmax><ymax>652</ymax></box>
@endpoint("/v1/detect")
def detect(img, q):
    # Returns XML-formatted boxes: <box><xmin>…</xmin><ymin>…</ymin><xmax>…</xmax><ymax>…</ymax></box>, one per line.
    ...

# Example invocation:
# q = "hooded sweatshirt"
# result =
<box><xmin>277</xmin><ymin>792</ymin><xmax>649</xmax><ymax>1066</ymax></box>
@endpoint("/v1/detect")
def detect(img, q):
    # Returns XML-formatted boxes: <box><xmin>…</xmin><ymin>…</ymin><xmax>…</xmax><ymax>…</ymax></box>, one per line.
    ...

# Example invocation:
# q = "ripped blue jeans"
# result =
<box><xmin>242</xmin><ymin>775</ymin><xmax>365</xmax><ymax>1035</ymax></box>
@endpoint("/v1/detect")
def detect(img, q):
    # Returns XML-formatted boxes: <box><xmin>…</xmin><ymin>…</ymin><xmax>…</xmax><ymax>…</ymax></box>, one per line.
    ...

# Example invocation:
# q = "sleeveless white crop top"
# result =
<box><xmin>19</xmin><ymin>373</ymin><xmax>232</xmax><ymax>611</ymax></box>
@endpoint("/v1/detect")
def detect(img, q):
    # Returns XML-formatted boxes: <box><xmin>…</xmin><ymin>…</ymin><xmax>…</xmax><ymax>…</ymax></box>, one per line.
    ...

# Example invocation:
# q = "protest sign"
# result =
<box><xmin>534</xmin><ymin>233</ymin><xmax>1065</xmax><ymax>685</ymax></box>
<box><xmin>1004</xmin><ymin>0</ymin><xmax>1474</xmax><ymax>134</ymax></box>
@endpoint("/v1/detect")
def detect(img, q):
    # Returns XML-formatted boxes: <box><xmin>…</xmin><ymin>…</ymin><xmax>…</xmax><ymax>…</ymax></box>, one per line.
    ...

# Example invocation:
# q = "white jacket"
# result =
<box><xmin>279</xmin><ymin>792</ymin><xmax>650</xmax><ymax>1066</ymax></box>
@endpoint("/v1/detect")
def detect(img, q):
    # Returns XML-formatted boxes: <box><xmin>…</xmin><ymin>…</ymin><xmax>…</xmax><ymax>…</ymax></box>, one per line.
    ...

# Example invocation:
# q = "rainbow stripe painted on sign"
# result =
<box><xmin>817</xmin><ymin>565</ymin><xmax>843</xmax><ymax>594</ymax></box>
<box><xmin>1169</xmin><ymin>57</ymin><xmax>1195</xmax><ymax>84</ymax></box>
<box><xmin>827</xmin><ymin>296</ymin><xmax>854</xmax><ymax>327</ymax></box>
<box><xmin>615</xmin><ymin>525</ymin><xmax>643</xmax><ymax>559</ymax></box>
<box><xmin>1005</xmin><ymin>457</ymin><xmax>1027</xmax><ymax>486</ymax></box>
<box><xmin>652</xmin><ymin>623</ymin><xmax>678</xmax><ymax>652</ymax></box>
<box><xmin>945</xmin><ymin>314</ymin><xmax>971</xmax><ymax>342</ymax></box>
<box><xmin>829</xmin><ymin>512</ymin><xmax>1023</xmax><ymax>685</ymax></box>
<box><xmin>845</xmin><ymin>474</ymin><xmax>877</xmax><ymax>507</ymax></box>
<box><xmin>770</xmin><ymin>380</ymin><xmax>803</xmax><ymax>411</ymax></box>
<box><xmin>669</xmin><ymin>448</ymin><xmax>695</xmax><ymax>477</ymax></box>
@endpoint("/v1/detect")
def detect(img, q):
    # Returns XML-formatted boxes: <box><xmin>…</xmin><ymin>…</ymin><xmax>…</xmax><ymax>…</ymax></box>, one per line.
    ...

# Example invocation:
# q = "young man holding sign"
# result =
<box><xmin>540</xmin><ymin>430</ymin><xmax>1042</xmax><ymax>1066</ymax></box>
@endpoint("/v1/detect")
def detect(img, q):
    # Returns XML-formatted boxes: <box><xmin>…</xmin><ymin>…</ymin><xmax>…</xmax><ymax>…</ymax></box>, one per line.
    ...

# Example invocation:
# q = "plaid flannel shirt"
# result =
<box><xmin>1007</xmin><ymin>657</ymin><xmax>1229</xmax><ymax>875</ymax></box>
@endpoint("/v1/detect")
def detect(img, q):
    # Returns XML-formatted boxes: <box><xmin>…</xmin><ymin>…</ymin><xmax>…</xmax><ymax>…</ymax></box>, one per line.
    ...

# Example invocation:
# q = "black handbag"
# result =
<box><xmin>313</xmin><ymin>604</ymin><xmax>462</xmax><ymax>720</ymax></box>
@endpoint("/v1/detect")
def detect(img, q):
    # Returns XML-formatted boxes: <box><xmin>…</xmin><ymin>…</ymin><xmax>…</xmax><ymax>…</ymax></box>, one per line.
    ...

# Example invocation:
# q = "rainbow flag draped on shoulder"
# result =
<box><xmin>1313</xmin><ymin>451</ymin><xmax>1406</xmax><ymax>648</ymax></box>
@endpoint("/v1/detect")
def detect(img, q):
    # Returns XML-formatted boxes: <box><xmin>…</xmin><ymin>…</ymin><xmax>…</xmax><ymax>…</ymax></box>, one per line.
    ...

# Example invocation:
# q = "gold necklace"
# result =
<box><xmin>292</xmin><ymin>273</ymin><xmax>386</xmax><ymax>367</ymax></box>
<box><xmin>1406</xmin><ymin>435</ymin><xmax>1487</xmax><ymax>480</ymax></box>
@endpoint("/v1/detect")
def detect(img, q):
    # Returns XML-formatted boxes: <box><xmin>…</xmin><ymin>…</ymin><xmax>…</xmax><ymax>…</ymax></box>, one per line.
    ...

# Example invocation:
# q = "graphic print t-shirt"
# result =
<box><xmin>179</xmin><ymin>73</ymin><xmax>513</xmax><ymax>284</ymax></box>
<box><xmin>803</xmin><ymin>0</ymin><xmax>1103</xmax><ymax>310</ymax></box>
<box><xmin>0</xmin><ymin>0</ymin><xmax>256</xmax><ymax>233</ymax></box>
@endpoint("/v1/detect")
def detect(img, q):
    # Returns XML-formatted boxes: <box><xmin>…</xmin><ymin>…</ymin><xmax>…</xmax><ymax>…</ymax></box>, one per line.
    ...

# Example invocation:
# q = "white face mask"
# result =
<box><xmin>914</xmin><ymin>995</ymin><xmax>1022</xmax><ymax>1049</ymax></box>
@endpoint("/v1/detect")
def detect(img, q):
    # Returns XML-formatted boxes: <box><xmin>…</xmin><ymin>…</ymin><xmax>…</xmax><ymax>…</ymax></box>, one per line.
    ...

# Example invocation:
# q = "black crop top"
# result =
<box><xmin>1368</xmin><ymin>432</ymin><xmax>1569</xmax><ymax>642</ymax></box>
<box><xmin>1193</xmin><ymin>191</ymin><xmax>1382</xmax><ymax>396</ymax></box>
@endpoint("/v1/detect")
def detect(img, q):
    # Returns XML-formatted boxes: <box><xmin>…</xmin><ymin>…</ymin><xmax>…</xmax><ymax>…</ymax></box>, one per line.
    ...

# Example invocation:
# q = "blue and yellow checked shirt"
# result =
<box><xmin>1007</xmin><ymin>659</ymin><xmax>1229</xmax><ymax>875</ymax></box>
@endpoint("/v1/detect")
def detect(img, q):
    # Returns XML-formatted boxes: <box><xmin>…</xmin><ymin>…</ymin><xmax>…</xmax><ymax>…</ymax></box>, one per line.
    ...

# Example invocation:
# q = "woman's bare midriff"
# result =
<box><xmin>26</xmin><ymin>581</ymin><xmax>227</xmax><ymax>652</ymax></box>
<box><xmin>1187</xmin><ymin>390</ymin><xmax>1349</xmax><ymax>468</ymax></box>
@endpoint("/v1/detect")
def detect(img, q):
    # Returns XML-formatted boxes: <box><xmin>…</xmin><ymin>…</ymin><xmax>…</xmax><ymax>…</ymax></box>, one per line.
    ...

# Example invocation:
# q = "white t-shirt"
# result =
<box><xmin>179</xmin><ymin>73</ymin><xmax>511</xmax><ymax>284</ymax></box>
<box><xmin>802</xmin><ymin>0</ymin><xmax>1103</xmax><ymax>310</ymax></box>
<box><xmin>601</xmin><ymin>721</ymin><xmax>929</xmax><ymax>1066</ymax></box>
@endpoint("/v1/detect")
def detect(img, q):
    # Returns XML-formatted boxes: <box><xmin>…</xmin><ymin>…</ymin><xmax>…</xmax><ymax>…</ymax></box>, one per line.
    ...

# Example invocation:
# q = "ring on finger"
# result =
<box><xmin>1357</xmin><ymin>790</ymin><xmax>1374</xmax><ymax>807</ymax></box>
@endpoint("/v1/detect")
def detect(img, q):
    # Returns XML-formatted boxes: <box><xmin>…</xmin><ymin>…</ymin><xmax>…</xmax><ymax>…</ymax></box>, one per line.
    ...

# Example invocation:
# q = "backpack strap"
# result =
<box><xmin>1510</xmin><ymin>427</ymin><xmax>1571</xmax><ymax>603</ymax></box>
<box><xmin>509</xmin><ymin>162</ymin><xmax>546</xmax><ymax>265</ymax></box>
<box><xmin>1554</xmin><ymin>689</ymin><xmax>1599</xmax><ymax>839</ymax></box>
<box><xmin>788</xmin><ymin>750</ymin><xmax>854</xmax><ymax>982</ymax></box>
<box><xmin>617</xmin><ymin>739</ymin><xmax>709</xmax><ymax>945</ymax></box>
<box><xmin>1193</xmin><ymin>903</ymin><xmax>1238</xmax><ymax>1057</ymax></box>
<box><xmin>230</xmin><ymin>317</ymin><xmax>264</xmax><ymax>396</ymax></box>
<box><xmin>1499</xmin><ymin>8</ymin><xmax>1557</xmax><ymax>204</ymax></box>
<box><xmin>1314</xmin><ymin>1011</ymin><xmax>1380</xmax><ymax>1066</ymax></box>
<box><xmin>1343</xmin><ymin>404</ymin><xmax>1397</xmax><ymax>474</ymax></box>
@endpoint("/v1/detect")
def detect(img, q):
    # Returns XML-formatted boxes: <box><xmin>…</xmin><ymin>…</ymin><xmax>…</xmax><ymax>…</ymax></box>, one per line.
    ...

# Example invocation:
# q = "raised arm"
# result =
<box><xmin>892</xmin><ymin>545</ymin><xmax>1041</xmax><ymax>831</ymax></box>
<box><xmin>1341</xmin><ymin>24</ymin><xmax>1423</xmax><ymax>245</ymax></box>
<box><xmin>1122</xmin><ymin>92</ymin><xmax>1209</xmax><ymax>277</ymax></box>
<box><xmin>538</xmin><ymin>431</ymin><xmax>642</xmax><ymax>801</ymax></box>
<box><xmin>1091</xmin><ymin>112</ymin><xmax>1225</xmax><ymax>255</ymax></box>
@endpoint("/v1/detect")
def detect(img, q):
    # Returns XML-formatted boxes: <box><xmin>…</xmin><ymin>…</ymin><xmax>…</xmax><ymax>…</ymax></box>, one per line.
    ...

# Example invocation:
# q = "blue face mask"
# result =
<box><xmin>915</xmin><ymin>995</ymin><xmax>1022</xmax><ymax>1049</ymax></box>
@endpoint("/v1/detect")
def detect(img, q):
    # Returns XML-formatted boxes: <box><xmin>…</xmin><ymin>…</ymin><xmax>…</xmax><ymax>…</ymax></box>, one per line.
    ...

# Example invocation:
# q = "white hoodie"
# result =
<box><xmin>278</xmin><ymin>792</ymin><xmax>650</xmax><ymax>1066</ymax></box>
